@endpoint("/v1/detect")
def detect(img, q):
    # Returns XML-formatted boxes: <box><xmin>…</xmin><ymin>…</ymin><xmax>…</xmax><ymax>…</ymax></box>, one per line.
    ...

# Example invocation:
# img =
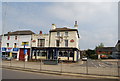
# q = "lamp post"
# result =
<box><xmin>24</xmin><ymin>42</ymin><xmax>28</xmax><ymax>61</ymax></box>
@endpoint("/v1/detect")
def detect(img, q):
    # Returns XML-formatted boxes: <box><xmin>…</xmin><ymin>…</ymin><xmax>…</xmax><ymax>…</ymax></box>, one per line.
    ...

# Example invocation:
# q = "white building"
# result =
<box><xmin>31</xmin><ymin>21</ymin><xmax>80</xmax><ymax>62</ymax></box>
<box><xmin>1</xmin><ymin>30</ymin><xmax>34</xmax><ymax>61</ymax></box>
<box><xmin>1</xmin><ymin>21</ymin><xmax>81</xmax><ymax>62</ymax></box>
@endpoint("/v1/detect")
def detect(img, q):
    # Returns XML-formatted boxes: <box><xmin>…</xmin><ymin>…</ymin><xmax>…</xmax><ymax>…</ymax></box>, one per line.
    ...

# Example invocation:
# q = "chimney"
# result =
<box><xmin>39</xmin><ymin>31</ymin><xmax>42</xmax><ymax>35</ymax></box>
<box><xmin>52</xmin><ymin>24</ymin><xmax>56</xmax><ymax>29</ymax></box>
<box><xmin>74</xmin><ymin>21</ymin><xmax>78</xmax><ymax>29</ymax></box>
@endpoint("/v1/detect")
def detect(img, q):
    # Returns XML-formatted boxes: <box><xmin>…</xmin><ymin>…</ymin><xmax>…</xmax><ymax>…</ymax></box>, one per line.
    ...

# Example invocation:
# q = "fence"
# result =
<box><xmin>2</xmin><ymin>59</ymin><xmax>120</xmax><ymax>77</ymax></box>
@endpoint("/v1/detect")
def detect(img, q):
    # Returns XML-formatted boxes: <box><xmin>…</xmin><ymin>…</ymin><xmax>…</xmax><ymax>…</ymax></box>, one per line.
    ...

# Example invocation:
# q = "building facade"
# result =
<box><xmin>31</xmin><ymin>21</ymin><xmax>80</xmax><ymax>62</ymax></box>
<box><xmin>1</xmin><ymin>30</ymin><xmax>34</xmax><ymax>61</ymax></box>
<box><xmin>1</xmin><ymin>21</ymin><xmax>81</xmax><ymax>62</ymax></box>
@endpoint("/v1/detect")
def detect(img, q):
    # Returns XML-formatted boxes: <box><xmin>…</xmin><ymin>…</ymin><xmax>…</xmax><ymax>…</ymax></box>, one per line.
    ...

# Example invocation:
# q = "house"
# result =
<box><xmin>1</xmin><ymin>21</ymin><xmax>81</xmax><ymax>62</ymax></box>
<box><xmin>96</xmin><ymin>47</ymin><xmax>117</xmax><ymax>59</ymax></box>
<box><xmin>1</xmin><ymin>30</ymin><xmax>35</xmax><ymax>61</ymax></box>
<box><xmin>31</xmin><ymin>21</ymin><xmax>81</xmax><ymax>62</ymax></box>
<box><xmin>31</xmin><ymin>31</ymin><xmax>49</xmax><ymax>60</ymax></box>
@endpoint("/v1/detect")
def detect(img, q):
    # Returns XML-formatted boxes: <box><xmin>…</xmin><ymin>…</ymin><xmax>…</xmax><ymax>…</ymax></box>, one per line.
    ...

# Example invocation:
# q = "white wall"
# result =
<box><xmin>31</xmin><ymin>34</ymin><xmax>49</xmax><ymax>47</ymax></box>
<box><xmin>50</xmin><ymin>31</ymin><xmax>79</xmax><ymax>48</ymax></box>
<box><xmin>1</xmin><ymin>35</ymin><xmax>32</xmax><ymax>48</ymax></box>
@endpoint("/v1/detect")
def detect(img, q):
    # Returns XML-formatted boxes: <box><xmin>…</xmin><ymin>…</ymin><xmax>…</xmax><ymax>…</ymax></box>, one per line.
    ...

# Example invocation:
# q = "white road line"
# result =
<box><xmin>91</xmin><ymin>62</ymin><xmax>98</xmax><ymax>68</ymax></box>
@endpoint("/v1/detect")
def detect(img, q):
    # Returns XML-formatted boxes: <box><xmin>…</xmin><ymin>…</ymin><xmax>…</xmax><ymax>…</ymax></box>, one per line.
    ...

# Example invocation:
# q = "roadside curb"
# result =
<box><xmin>2</xmin><ymin>66</ymin><xmax>119</xmax><ymax>79</ymax></box>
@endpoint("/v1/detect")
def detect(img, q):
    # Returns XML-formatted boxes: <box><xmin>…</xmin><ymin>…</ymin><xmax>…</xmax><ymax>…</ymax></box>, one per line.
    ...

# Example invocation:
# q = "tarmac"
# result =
<box><xmin>2</xmin><ymin>65</ymin><xmax>119</xmax><ymax>80</ymax></box>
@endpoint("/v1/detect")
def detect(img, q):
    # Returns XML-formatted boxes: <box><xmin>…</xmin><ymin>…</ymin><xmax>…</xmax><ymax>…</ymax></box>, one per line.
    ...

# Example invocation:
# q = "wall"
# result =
<box><xmin>31</xmin><ymin>34</ymin><xmax>49</xmax><ymax>47</ymax></box>
<box><xmin>1</xmin><ymin>35</ymin><xmax>32</xmax><ymax>48</ymax></box>
<box><xmin>50</xmin><ymin>31</ymin><xmax>79</xmax><ymax>48</ymax></box>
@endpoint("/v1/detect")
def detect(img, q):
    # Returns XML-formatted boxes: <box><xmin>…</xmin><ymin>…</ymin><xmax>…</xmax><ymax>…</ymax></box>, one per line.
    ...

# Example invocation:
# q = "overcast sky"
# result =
<box><xmin>1</xmin><ymin>2</ymin><xmax>118</xmax><ymax>50</ymax></box>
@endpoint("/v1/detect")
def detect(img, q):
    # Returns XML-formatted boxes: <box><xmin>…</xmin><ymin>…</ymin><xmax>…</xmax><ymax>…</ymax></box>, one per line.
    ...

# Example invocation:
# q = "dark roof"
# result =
<box><xmin>96</xmin><ymin>47</ymin><xmax>117</xmax><ymax>52</ymax></box>
<box><xmin>50</xmin><ymin>27</ymin><xmax>80</xmax><ymax>38</ymax></box>
<box><xmin>50</xmin><ymin>27</ymin><xmax>78</xmax><ymax>32</ymax></box>
<box><xmin>3</xmin><ymin>30</ymin><xmax>35</xmax><ymax>36</ymax></box>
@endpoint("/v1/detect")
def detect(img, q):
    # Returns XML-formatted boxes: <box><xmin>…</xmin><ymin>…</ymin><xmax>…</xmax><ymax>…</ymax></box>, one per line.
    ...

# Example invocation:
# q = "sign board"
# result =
<box><xmin>24</xmin><ymin>49</ymin><xmax>27</xmax><ymax>55</ymax></box>
<box><xmin>13</xmin><ymin>48</ymin><xmax>19</xmax><ymax>51</ymax></box>
<box><xmin>6</xmin><ymin>48</ymin><xmax>12</xmax><ymax>52</ymax></box>
<box><xmin>22</xmin><ymin>42</ymin><xmax>29</xmax><ymax>46</ymax></box>
<box><xmin>2</xmin><ymin>48</ymin><xmax>6</xmax><ymax>51</ymax></box>
<box><xmin>70</xmin><ymin>39</ymin><xmax>74</xmax><ymax>42</ymax></box>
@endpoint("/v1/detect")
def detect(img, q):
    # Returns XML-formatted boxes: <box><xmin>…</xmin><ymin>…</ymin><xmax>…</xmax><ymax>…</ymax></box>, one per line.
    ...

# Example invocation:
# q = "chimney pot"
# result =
<box><xmin>52</xmin><ymin>24</ymin><xmax>56</xmax><ymax>29</ymax></box>
<box><xmin>40</xmin><ymin>31</ymin><xmax>42</xmax><ymax>34</ymax></box>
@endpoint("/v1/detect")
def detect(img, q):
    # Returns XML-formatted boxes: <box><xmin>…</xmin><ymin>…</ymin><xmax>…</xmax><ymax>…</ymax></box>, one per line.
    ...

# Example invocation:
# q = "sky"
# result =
<box><xmin>1</xmin><ymin>1</ymin><xmax>118</xmax><ymax>50</ymax></box>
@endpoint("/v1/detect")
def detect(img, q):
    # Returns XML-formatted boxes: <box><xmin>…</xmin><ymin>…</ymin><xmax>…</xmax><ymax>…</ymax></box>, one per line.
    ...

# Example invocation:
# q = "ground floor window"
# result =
<box><xmin>70</xmin><ymin>52</ymin><xmax>74</xmax><ymax>57</ymax></box>
<box><xmin>59</xmin><ymin>51</ymin><xmax>68</xmax><ymax>57</ymax></box>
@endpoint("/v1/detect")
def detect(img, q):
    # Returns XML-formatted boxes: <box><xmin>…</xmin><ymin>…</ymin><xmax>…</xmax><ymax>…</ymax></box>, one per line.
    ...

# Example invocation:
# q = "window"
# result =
<box><xmin>56</xmin><ymin>40</ymin><xmax>60</xmax><ymax>47</ymax></box>
<box><xmin>7</xmin><ymin>43</ymin><xmax>9</xmax><ymax>47</ymax></box>
<box><xmin>59</xmin><ymin>51</ymin><xmax>68</xmax><ymax>57</ymax></box>
<box><xmin>14</xmin><ymin>43</ymin><xmax>17</xmax><ymax>48</ymax></box>
<box><xmin>7</xmin><ymin>36</ymin><xmax>10</xmax><ymax>40</ymax></box>
<box><xmin>57</xmin><ymin>32</ymin><xmax>60</xmax><ymax>36</ymax></box>
<box><xmin>15</xmin><ymin>36</ymin><xmax>17</xmax><ymax>40</ymax></box>
<box><xmin>65</xmin><ymin>31</ymin><xmax>68</xmax><ymax>36</ymax></box>
<box><xmin>64</xmin><ymin>52</ymin><xmax>68</xmax><ymax>57</ymax></box>
<box><xmin>41</xmin><ymin>52</ymin><xmax>47</xmax><ymax>56</ymax></box>
<box><xmin>65</xmin><ymin>40</ymin><xmax>68</xmax><ymax>47</ymax></box>
<box><xmin>59</xmin><ymin>51</ymin><xmax>63</xmax><ymax>57</ymax></box>
<box><xmin>38</xmin><ymin>39</ymin><xmax>45</xmax><ymax>47</ymax></box>
<box><xmin>70</xmin><ymin>52</ymin><xmax>74</xmax><ymax>57</ymax></box>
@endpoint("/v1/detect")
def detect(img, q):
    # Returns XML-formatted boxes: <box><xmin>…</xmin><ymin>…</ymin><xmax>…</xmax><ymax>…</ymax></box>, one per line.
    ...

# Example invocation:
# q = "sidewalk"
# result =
<box><xmin>2</xmin><ymin>60</ymin><xmax>119</xmax><ymax>79</ymax></box>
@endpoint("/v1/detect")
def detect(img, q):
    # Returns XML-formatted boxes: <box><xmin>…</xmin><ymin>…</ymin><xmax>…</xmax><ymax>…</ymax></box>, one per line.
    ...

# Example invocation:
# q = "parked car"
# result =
<box><xmin>2</xmin><ymin>55</ymin><xmax>8</xmax><ymax>60</ymax></box>
<box><xmin>82</xmin><ymin>57</ymin><xmax>87</xmax><ymax>61</ymax></box>
<box><xmin>2</xmin><ymin>55</ymin><xmax>13</xmax><ymax>61</ymax></box>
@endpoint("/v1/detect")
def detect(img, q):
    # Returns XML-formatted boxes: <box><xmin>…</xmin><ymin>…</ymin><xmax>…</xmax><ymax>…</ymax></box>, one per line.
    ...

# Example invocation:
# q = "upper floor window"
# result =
<box><xmin>65</xmin><ymin>31</ymin><xmax>68</xmax><ymax>36</ymax></box>
<box><xmin>56</xmin><ymin>40</ymin><xmax>60</xmax><ymax>47</ymax></box>
<box><xmin>7</xmin><ymin>43</ymin><xmax>9</xmax><ymax>47</ymax></box>
<box><xmin>38</xmin><ymin>39</ymin><xmax>45</xmax><ymax>47</ymax></box>
<box><xmin>57</xmin><ymin>32</ymin><xmax>60</xmax><ymax>36</ymax></box>
<box><xmin>14</xmin><ymin>43</ymin><xmax>17</xmax><ymax>48</ymax></box>
<box><xmin>65</xmin><ymin>40</ymin><xmax>68</xmax><ymax>47</ymax></box>
<box><xmin>15</xmin><ymin>36</ymin><xmax>17</xmax><ymax>40</ymax></box>
<box><xmin>7</xmin><ymin>36</ymin><xmax>10</xmax><ymax>40</ymax></box>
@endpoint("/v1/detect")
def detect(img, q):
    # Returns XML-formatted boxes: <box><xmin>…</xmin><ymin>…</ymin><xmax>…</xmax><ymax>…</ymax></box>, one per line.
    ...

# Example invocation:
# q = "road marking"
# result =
<box><xmin>91</xmin><ymin>62</ymin><xmax>98</xmax><ymax>68</ymax></box>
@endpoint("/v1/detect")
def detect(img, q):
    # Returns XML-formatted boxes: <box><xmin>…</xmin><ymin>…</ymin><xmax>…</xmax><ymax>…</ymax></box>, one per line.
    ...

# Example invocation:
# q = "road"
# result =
<box><xmin>2</xmin><ymin>68</ymin><xmax>88</xmax><ymax>79</ymax></box>
<box><xmin>2</xmin><ymin>59</ymin><xmax>119</xmax><ymax>76</ymax></box>
<box><xmin>2</xmin><ymin>69</ymin><xmax>118</xmax><ymax>81</ymax></box>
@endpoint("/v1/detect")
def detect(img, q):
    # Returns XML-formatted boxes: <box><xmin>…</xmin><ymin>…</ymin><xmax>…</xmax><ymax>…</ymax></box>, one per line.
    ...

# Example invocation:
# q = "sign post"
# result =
<box><xmin>23</xmin><ymin>43</ymin><xmax>28</xmax><ymax>61</ymax></box>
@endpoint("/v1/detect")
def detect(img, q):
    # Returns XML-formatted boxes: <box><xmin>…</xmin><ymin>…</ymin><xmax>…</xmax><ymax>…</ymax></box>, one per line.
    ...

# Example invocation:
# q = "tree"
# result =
<box><xmin>95</xmin><ymin>43</ymin><xmax>104</xmax><ymax>51</ymax></box>
<box><xmin>85</xmin><ymin>49</ymin><xmax>97</xmax><ymax>59</ymax></box>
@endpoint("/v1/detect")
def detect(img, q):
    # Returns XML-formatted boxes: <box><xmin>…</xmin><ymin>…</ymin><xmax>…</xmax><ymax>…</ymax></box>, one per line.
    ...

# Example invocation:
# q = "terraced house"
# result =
<box><xmin>1</xmin><ymin>21</ymin><xmax>81</xmax><ymax>62</ymax></box>
<box><xmin>31</xmin><ymin>21</ymin><xmax>80</xmax><ymax>62</ymax></box>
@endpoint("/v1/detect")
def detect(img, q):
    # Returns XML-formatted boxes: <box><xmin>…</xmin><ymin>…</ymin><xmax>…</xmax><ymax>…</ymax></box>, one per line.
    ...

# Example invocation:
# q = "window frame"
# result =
<box><xmin>65</xmin><ymin>31</ymin><xmax>68</xmax><ymax>36</ymax></box>
<box><xmin>65</xmin><ymin>40</ymin><xmax>68</xmax><ymax>47</ymax></box>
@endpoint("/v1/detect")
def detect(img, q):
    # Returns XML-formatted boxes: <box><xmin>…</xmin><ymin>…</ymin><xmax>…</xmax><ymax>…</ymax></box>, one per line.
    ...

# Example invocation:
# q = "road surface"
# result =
<box><xmin>2</xmin><ymin>69</ymin><xmax>118</xmax><ymax>81</ymax></box>
<box><xmin>2</xmin><ymin>68</ymin><xmax>89</xmax><ymax>79</ymax></box>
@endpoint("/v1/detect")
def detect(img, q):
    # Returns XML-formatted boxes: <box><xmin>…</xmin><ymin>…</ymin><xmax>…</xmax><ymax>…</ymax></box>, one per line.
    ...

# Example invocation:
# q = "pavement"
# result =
<box><xmin>2</xmin><ymin>59</ymin><xmax>120</xmax><ymax>80</ymax></box>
